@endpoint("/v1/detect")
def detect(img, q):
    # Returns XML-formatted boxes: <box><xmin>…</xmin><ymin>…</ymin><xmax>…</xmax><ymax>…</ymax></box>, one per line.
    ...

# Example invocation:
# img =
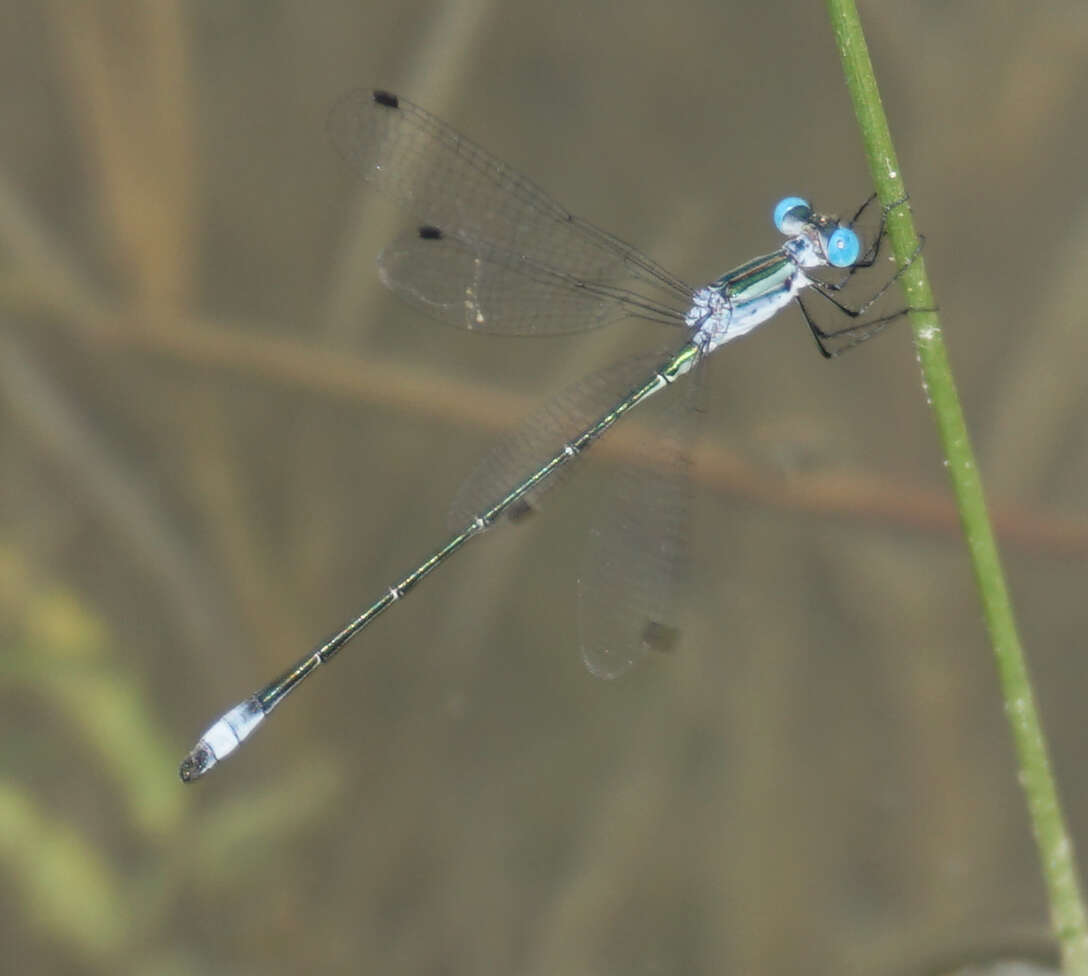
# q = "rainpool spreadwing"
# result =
<box><xmin>179</xmin><ymin>88</ymin><xmax>916</xmax><ymax>781</ymax></box>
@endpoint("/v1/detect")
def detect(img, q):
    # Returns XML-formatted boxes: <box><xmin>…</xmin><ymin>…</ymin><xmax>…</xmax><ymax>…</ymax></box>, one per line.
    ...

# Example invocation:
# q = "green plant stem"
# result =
<box><xmin>826</xmin><ymin>1</ymin><xmax>1088</xmax><ymax>970</ymax></box>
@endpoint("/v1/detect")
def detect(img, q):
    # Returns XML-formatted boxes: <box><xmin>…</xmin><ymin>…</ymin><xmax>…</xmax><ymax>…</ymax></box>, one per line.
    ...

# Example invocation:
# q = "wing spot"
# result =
<box><xmin>507</xmin><ymin>499</ymin><xmax>535</xmax><ymax>523</ymax></box>
<box><xmin>641</xmin><ymin>620</ymin><xmax>680</xmax><ymax>654</ymax></box>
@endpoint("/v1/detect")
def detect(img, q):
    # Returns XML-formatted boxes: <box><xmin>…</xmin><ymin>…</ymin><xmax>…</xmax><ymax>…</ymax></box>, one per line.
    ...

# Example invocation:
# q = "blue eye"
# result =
<box><xmin>826</xmin><ymin>227</ymin><xmax>860</xmax><ymax>267</ymax></box>
<box><xmin>773</xmin><ymin>196</ymin><xmax>810</xmax><ymax>232</ymax></box>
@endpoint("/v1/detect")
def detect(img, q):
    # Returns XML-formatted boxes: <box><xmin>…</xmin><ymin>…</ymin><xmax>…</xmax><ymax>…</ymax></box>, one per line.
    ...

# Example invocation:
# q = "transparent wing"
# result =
<box><xmin>447</xmin><ymin>349</ymin><xmax>697</xmax><ymax>680</ymax></box>
<box><xmin>449</xmin><ymin>354</ymin><xmax>668</xmax><ymax>526</ymax></box>
<box><xmin>378</xmin><ymin>227</ymin><xmax>685</xmax><ymax>335</ymax></box>
<box><xmin>328</xmin><ymin>88</ymin><xmax>695</xmax><ymax>333</ymax></box>
<box><xmin>577</xmin><ymin>359</ymin><xmax>701</xmax><ymax>679</ymax></box>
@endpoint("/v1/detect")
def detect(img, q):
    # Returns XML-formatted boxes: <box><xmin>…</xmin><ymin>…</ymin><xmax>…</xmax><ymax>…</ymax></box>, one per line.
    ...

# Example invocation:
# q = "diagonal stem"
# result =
<box><xmin>826</xmin><ymin>1</ymin><xmax>1088</xmax><ymax>970</ymax></box>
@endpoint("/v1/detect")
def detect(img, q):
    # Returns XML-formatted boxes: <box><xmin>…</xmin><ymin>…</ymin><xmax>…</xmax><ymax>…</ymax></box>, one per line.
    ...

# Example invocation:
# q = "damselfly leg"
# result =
<box><xmin>799</xmin><ymin>196</ymin><xmax>924</xmax><ymax>357</ymax></box>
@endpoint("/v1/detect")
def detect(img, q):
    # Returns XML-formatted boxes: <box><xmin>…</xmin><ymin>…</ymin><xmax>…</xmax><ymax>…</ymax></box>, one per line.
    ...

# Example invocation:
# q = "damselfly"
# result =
<box><xmin>179</xmin><ymin>89</ymin><xmax>913</xmax><ymax>781</ymax></box>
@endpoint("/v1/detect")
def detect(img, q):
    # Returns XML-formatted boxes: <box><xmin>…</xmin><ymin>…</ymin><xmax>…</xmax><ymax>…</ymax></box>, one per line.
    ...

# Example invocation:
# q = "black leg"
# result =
<box><xmin>796</xmin><ymin>193</ymin><xmax>926</xmax><ymax>358</ymax></box>
<box><xmin>811</xmin><ymin>236</ymin><xmax>925</xmax><ymax>316</ymax></box>
<box><xmin>847</xmin><ymin>192</ymin><xmax>880</xmax><ymax>226</ymax></box>
<box><xmin>822</xmin><ymin>194</ymin><xmax>912</xmax><ymax>292</ymax></box>
<box><xmin>800</xmin><ymin>296</ymin><xmax>916</xmax><ymax>359</ymax></box>
<box><xmin>800</xmin><ymin>199</ymin><xmax>928</xmax><ymax>359</ymax></box>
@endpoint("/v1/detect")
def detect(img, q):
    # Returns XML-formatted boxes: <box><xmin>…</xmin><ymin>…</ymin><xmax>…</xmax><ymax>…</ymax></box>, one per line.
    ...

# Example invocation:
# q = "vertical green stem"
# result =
<box><xmin>826</xmin><ymin>1</ymin><xmax>1088</xmax><ymax>970</ymax></box>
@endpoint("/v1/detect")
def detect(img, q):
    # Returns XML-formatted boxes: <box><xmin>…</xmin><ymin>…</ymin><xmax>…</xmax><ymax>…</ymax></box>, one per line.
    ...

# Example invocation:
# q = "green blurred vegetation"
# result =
<box><xmin>2</xmin><ymin>2</ymin><xmax>1087</xmax><ymax>973</ymax></box>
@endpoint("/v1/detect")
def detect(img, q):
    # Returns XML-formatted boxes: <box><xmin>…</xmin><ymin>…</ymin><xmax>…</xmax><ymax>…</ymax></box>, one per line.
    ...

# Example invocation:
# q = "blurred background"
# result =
<box><xmin>2</xmin><ymin>1</ymin><xmax>1086</xmax><ymax>973</ymax></box>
